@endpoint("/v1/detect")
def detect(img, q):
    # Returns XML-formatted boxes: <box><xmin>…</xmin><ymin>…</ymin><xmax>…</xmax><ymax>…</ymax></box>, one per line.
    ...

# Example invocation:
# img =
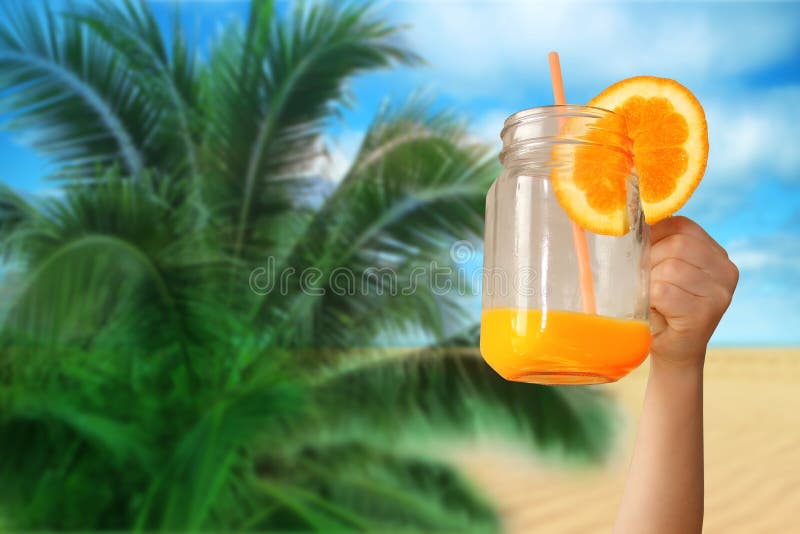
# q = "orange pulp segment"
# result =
<box><xmin>552</xmin><ymin>76</ymin><xmax>709</xmax><ymax>235</ymax></box>
<box><xmin>551</xmin><ymin>112</ymin><xmax>633</xmax><ymax>236</ymax></box>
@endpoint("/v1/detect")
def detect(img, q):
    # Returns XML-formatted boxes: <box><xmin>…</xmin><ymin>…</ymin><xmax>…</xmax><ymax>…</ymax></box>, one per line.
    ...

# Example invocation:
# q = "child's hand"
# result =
<box><xmin>649</xmin><ymin>216</ymin><xmax>739</xmax><ymax>369</ymax></box>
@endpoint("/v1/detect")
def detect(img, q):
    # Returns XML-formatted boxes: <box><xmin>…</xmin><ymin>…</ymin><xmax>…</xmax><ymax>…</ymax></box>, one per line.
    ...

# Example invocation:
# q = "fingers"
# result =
<box><xmin>650</xmin><ymin>232</ymin><xmax>730</xmax><ymax>280</ymax></box>
<box><xmin>650</xmin><ymin>254</ymin><xmax>737</xmax><ymax>336</ymax></box>
<box><xmin>650</xmin><ymin>273</ymin><xmax>733</xmax><ymax>342</ymax></box>
<box><xmin>650</xmin><ymin>278</ymin><xmax>700</xmax><ymax>320</ymax></box>
<box><xmin>647</xmin><ymin>217</ymin><xmax>740</xmax><ymax>358</ymax></box>
<box><xmin>649</xmin><ymin>215</ymin><xmax>739</xmax><ymax>290</ymax></box>
<box><xmin>650</xmin><ymin>215</ymin><xmax>726</xmax><ymax>256</ymax></box>
<box><xmin>651</xmin><ymin>258</ymin><xmax>715</xmax><ymax>297</ymax></box>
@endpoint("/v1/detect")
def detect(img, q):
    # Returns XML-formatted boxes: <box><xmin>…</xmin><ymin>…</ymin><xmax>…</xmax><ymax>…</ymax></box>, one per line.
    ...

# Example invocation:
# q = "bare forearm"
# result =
<box><xmin>613</xmin><ymin>217</ymin><xmax>736</xmax><ymax>532</ymax></box>
<box><xmin>614</xmin><ymin>356</ymin><xmax>704</xmax><ymax>534</ymax></box>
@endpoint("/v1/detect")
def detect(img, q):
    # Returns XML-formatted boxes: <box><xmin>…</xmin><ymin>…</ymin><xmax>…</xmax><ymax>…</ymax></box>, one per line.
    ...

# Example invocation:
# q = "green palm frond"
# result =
<box><xmin>0</xmin><ymin>342</ymin><xmax>157</xmax><ymax>529</ymax></box>
<box><xmin>1</xmin><ymin>325</ymin><xmax>304</xmax><ymax>530</ymax></box>
<box><xmin>262</xmin><ymin>343</ymin><xmax>614</xmax><ymax>531</ymax></box>
<box><xmin>265</xmin><ymin>442</ymin><xmax>499</xmax><ymax>532</ymax></box>
<box><xmin>0</xmin><ymin>347</ymin><xmax>155</xmax><ymax>469</ymax></box>
<box><xmin>0</xmin><ymin>183</ymin><xmax>39</xmax><ymax>258</ymax></box>
<box><xmin>147</xmin><ymin>367</ymin><xmax>304</xmax><ymax>530</ymax></box>
<box><xmin>347</xmin><ymin>97</ymin><xmax>470</xmax><ymax>181</ymax></box>
<box><xmin>0</xmin><ymin>172</ymin><xmax>228</xmax><ymax>361</ymax></box>
<box><xmin>202</xmin><ymin>0</ymin><xmax>420</xmax><ymax>265</ymax></box>
<box><xmin>74</xmin><ymin>0</ymin><xmax>202</xmax><ymax>180</ymax></box>
<box><xmin>304</xmin><ymin>347</ymin><xmax>617</xmax><ymax>462</ymax></box>
<box><xmin>0</xmin><ymin>1</ymin><xmax>156</xmax><ymax>178</ymax></box>
<box><xmin>258</xmin><ymin>100</ymin><xmax>497</xmax><ymax>347</ymax></box>
<box><xmin>323</xmin><ymin>97</ymin><xmax>492</xmax><ymax>250</ymax></box>
<box><xmin>0</xmin><ymin>1</ymin><xmax>620</xmax><ymax>532</ymax></box>
<box><xmin>2</xmin><ymin>233</ymin><xmax>154</xmax><ymax>347</ymax></box>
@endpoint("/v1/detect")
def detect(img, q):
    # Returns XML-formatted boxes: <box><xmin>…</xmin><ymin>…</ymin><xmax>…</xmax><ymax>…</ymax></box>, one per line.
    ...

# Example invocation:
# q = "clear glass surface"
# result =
<box><xmin>480</xmin><ymin>106</ymin><xmax>651</xmax><ymax>384</ymax></box>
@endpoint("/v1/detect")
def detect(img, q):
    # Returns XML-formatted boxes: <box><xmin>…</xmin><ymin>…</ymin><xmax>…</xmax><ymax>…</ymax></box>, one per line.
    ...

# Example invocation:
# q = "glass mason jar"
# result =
<box><xmin>480</xmin><ymin>105</ymin><xmax>651</xmax><ymax>385</ymax></box>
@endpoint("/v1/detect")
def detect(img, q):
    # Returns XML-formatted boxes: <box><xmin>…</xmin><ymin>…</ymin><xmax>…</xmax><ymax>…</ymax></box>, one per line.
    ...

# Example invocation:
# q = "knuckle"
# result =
<box><xmin>667</xmin><ymin>234</ymin><xmax>688</xmax><ymax>256</ymax></box>
<box><xmin>651</xmin><ymin>279</ymin><xmax>673</xmax><ymax>302</ymax></box>
<box><xmin>651</xmin><ymin>279</ymin><xmax>665</xmax><ymax>299</ymax></box>
<box><xmin>717</xmin><ymin>285</ymin><xmax>734</xmax><ymax>309</ymax></box>
<box><xmin>672</xmin><ymin>215</ymin><xmax>694</xmax><ymax>231</ymax></box>
<box><xmin>658</xmin><ymin>258</ymin><xmax>684</xmax><ymax>280</ymax></box>
<box><xmin>728</xmin><ymin>261</ymin><xmax>740</xmax><ymax>285</ymax></box>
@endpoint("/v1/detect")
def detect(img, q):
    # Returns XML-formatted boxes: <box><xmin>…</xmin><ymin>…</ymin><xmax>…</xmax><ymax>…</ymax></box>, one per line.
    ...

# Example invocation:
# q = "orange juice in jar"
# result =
<box><xmin>480</xmin><ymin>106</ymin><xmax>651</xmax><ymax>385</ymax></box>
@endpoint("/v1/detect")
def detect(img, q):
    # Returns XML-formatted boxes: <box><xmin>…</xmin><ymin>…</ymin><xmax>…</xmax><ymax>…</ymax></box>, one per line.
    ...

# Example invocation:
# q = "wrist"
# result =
<box><xmin>647</xmin><ymin>355</ymin><xmax>704</xmax><ymax>407</ymax></box>
<box><xmin>650</xmin><ymin>350</ymin><xmax>706</xmax><ymax>378</ymax></box>
<box><xmin>646</xmin><ymin>352</ymin><xmax>704</xmax><ymax>411</ymax></box>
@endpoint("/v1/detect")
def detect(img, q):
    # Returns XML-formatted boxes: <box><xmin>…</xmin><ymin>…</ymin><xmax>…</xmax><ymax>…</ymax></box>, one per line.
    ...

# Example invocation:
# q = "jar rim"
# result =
<box><xmin>501</xmin><ymin>104</ymin><xmax>615</xmax><ymax>139</ymax></box>
<box><xmin>499</xmin><ymin>104</ymin><xmax>633</xmax><ymax>167</ymax></box>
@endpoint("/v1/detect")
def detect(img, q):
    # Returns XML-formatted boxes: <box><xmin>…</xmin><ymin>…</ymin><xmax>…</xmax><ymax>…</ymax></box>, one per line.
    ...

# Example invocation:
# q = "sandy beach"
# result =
<box><xmin>456</xmin><ymin>348</ymin><xmax>800</xmax><ymax>533</ymax></box>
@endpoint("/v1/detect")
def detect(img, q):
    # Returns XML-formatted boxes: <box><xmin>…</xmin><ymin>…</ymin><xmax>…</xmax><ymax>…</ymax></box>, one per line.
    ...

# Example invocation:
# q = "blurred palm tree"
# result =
<box><xmin>0</xmin><ymin>0</ymin><xmax>616</xmax><ymax>531</ymax></box>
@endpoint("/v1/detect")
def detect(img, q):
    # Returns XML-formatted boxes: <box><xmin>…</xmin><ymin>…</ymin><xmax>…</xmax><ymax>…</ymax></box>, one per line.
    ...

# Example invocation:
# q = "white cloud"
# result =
<box><xmin>680</xmin><ymin>85</ymin><xmax>800</xmax><ymax>221</ymax></box>
<box><xmin>34</xmin><ymin>187</ymin><xmax>65</xmax><ymax>199</ymax></box>
<box><xmin>386</xmin><ymin>0</ymin><xmax>800</xmax><ymax>345</ymax></box>
<box><xmin>321</xmin><ymin>129</ymin><xmax>366</xmax><ymax>183</ymax></box>
<box><xmin>705</xmin><ymin>86</ymin><xmax>800</xmax><ymax>184</ymax></box>
<box><xmin>729</xmin><ymin>249</ymin><xmax>776</xmax><ymax>271</ymax></box>
<box><xmin>470</xmin><ymin>84</ymin><xmax>800</xmax><ymax>222</ymax></box>
<box><xmin>727</xmin><ymin>234</ymin><xmax>800</xmax><ymax>274</ymax></box>
<box><xmin>396</xmin><ymin>0</ymin><xmax>799</xmax><ymax>99</ymax></box>
<box><xmin>396</xmin><ymin>0</ymin><xmax>800</xmax><ymax>223</ymax></box>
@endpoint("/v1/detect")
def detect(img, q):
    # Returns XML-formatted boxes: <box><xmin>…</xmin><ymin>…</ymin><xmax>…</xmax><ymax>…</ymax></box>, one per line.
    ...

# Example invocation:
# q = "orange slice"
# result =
<box><xmin>551</xmin><ymin>112</ymin><xmax>633</xmax><ymax>236</ymax></box>
<box><xmin>552</xmin><ymin>76</ymin><xmax>708</xmax><ymax>235</ymax></box>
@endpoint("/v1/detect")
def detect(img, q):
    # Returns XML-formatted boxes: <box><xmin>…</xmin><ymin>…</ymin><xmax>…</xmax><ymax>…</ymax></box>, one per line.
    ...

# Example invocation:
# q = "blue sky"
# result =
<box><xmin>1</xmin><ymin>0</ymin><xmax>799</xmax><ymax>345</ymax></box>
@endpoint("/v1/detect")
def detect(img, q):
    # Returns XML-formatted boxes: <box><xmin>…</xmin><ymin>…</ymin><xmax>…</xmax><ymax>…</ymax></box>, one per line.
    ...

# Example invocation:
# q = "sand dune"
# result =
<box><xmin>456</xmin><ymin>348</ymin><xmax>800</xmax><ymax>533</ymax></box>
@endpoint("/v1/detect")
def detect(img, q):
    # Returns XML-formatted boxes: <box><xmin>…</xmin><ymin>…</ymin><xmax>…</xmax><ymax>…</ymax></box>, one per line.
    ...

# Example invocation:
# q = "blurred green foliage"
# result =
<box><xmin>0</xmin><ymin>0</ymin><xmax>616</xmax><ymax>531</ymax></box>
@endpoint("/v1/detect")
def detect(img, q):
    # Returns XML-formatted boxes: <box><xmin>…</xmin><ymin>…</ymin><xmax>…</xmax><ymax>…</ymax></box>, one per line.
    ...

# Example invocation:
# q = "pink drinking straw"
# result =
<box><xmin>548</xmin><ymin>52</ymin><xmax>597</xmax><ymax>314</ymax></box>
